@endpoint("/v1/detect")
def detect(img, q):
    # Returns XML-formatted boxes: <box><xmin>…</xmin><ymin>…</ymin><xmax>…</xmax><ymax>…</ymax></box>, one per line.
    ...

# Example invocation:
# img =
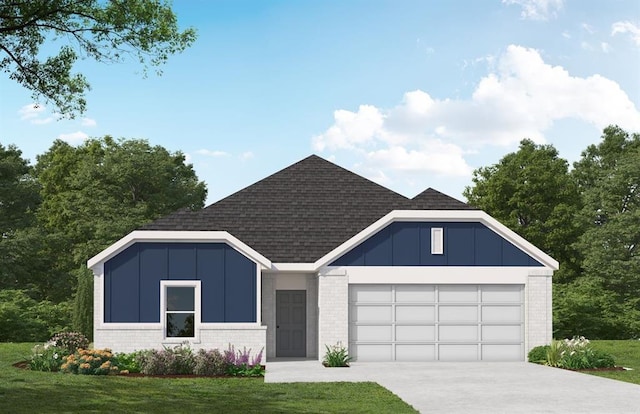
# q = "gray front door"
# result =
<box><xmin>276</xmin><ymin>290</ymin><xmax>306</xmax><ymax>357</ymax></box>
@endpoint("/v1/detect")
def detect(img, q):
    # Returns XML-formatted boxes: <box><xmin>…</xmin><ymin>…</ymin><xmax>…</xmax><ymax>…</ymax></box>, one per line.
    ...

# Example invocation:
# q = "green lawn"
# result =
<box><xmin>588</xmin><ymin>340</ymin><xmax>640</xmax><ymax>385</ymax></box>
<box><xmin>0</xmin><ymin>343</ymin><xmax>417</xmax><ymax>413</ymax></box>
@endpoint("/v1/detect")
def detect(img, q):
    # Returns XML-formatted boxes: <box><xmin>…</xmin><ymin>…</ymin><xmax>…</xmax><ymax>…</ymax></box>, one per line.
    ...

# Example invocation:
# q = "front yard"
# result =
<box><xmin>589</xmin><ymin>340</ymin><xmax>640</xmax><ymax>385</ymax></box>
<box><xmin>0</xmin><ymin>343</ymin><xmax>417</xmax><ymax>413</ymax></box>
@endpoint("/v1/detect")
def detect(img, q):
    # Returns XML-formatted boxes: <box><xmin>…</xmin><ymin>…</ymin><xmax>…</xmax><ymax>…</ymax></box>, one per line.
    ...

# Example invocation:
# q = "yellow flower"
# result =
<box><xmin>80</xmin><ymin>363</ymin><xmax>90</xmax><ymax>369</ymax></box>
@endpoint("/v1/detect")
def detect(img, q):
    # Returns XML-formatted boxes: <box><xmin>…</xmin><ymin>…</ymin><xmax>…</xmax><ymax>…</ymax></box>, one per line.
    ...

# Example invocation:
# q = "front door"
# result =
<box><xmin>276</xmin><ymin>290</ymin><xmax>306</xmax><ymax>357</ymax></box>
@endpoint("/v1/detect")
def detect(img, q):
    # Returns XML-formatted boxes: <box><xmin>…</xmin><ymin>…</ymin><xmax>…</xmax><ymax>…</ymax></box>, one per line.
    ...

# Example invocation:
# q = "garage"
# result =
<box><xmin>349</xmin><ymin>284</ymin><xmax>524</xmax><ymax>361</ymax></box>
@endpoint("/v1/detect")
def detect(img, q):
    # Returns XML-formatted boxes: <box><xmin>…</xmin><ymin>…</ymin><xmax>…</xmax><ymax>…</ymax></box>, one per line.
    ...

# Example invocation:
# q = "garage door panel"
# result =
<box><xmin>439</xmin><ymin>285</ymin><xmax>477</xmax><ymax>302</ymax></box>
<box><xmin>439</xmin><ymin>325</ymin><xmax>478</xmax><ymax>341</ymax></box>
<box><xmin>352</xmin><ymin>285</ymin><xmax>392</xmax><ymax>302</ymax></box>
<box><xmin>351</xmin><ymin>305</ymin><xmax>392</xmax><ymax>322</ymax></box>
<box><xmin>482</xmin><ymin>325</ymin><xmax>522</xmax><ymax>341</ymax></box>
<box><xmin>354</xmin><ymin>344</ymin><xmax>392</xmax><ymax>361</ymax></box>
<box><xmin>481</xmin><ymin>286</ymin><xmax>522</xmax><ymax>302</ymax></box>
<box><xmin>353</xmin><ymin>325</ymin><xmax>392</xmax><ymax>341</ymax></box>
<box><xmin>396</xmin><ymin>344</ymin><xmax>435</xmax><ymax>361</ymax></box>
<box><xmin>482</xmin><ymin>344</ymin><xmax>522</xmax><ymax>361</ymax></box>
<box><xmin>439</xmin><ymin>305</ymin><xmax>478</xmax><ymax>322</ymax></box>
<box><xmin>396</xmin><ymin>325</ymin><xmax>435</xmax><ymax>341</ymax></box>
<box><xmin>396</xmin><ymin>305</ymin><xmax>435</xmax><ymax>322</ymax></box>
<box><xmin>395</xmin><ymin>285</ymin><xmax>435</xmax><ymax>302</ymax></box>
<box><xmin>439</xmin><ymin>344</ymin><xmax>478</xmax><ymax>361</ymax></box>
<box><xmin>482</xmin><ymin>305</ymin><xmax>522</xmax><ymax>323</ymax></box>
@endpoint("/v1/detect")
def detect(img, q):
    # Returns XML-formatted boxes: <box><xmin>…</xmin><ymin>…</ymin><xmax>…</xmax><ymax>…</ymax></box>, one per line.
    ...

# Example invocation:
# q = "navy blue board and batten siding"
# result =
<box><xmin>104</xmin><ymin>243</ymin><xmax>256</xmax><ymax>323</ymax></box>
<box><xmin>330</xmin><ymin>222</ymin><xmax>543</xmax><ymax>266</ymax></box>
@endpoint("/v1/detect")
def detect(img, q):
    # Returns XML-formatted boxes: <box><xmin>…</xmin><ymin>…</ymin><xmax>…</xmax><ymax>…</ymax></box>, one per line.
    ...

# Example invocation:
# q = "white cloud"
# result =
<box><xmin>502</xmin><ymin>0</ymin><xmax>564</xmax><ymax>21</ymax></box>
<box><xmin>58</xmin><ymin>131</ymin><xmax>88</xmax><ymax>144</ymax></box>
<box><xmin>612</xmin><ymin>21</ymin><xmax>640</xmax><ymax>46</ymax></box>
<box><xmin>18</xmin><ymin>103</ymin><xmax>53</xmax><ymax>124</ymax></box>
<box><xmin>81</xmin><ymin>117</ymin><xmax>97</xmax><ymax>127</ymax></box>
<box><xmin>581</xmin><ymin>23</ymin><xmax>595</xmax><ymax>34</ymax></box>
<box><xmin>239</xmin><ymin>151</ymin><xmax>254</xmax><ymax>161</ymax></box>
<box><xmin>313</xmin><ymin>44</ymin><xmax>640</xmax><ymax>189</ymax></box>
<box><xmin>561</xmin><ymin>31</ymin><xmax>571</xmax><ymax>39</ymax></box>
<box><xmin>196</xmin><ymin>149</ymin><xmax>230</xmax><ymax>157</ymax></box>
<box><xmin>601</xmin><ymin>42</ymin><xmax>611</xmax><ymax>53</ymax></box>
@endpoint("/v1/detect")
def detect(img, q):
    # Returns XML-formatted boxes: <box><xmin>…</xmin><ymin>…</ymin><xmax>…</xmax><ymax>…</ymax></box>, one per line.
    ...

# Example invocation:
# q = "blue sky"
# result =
<box><xmin>1</xmin><ymin>0</ymin><xmax>639</xmax><ymax>204</ymax></box>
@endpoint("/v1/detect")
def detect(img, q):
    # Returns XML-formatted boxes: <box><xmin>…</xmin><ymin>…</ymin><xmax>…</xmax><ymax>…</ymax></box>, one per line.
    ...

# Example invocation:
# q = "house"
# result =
<box><xmin>87</xmin><ymin>155</ymin><xmax>557</xmax><ymax>362</ymax></box>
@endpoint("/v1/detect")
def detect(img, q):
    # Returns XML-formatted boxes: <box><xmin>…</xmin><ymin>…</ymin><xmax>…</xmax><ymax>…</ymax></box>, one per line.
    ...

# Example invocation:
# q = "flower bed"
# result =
<box><xmin>528</xmin><ymin>336</ymin><xmax>617</xmax><ymax>371</ymax></box>
<box><xmin>24</xmin><ymin>333</ymin><xmax>265</xmax><ymax>377</ymax></box>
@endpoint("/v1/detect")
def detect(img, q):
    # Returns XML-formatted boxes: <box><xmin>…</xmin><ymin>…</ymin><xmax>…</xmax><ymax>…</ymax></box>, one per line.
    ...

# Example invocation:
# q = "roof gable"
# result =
<box><xmin>141</xmin><ymin>155</ymin><xmax>475</xmax><ymax>263</ymax></box>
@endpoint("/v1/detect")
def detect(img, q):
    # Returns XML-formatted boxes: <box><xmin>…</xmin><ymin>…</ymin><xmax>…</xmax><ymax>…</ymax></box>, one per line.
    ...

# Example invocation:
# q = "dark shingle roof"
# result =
<box><xmin>141</xmin><ymin>155</ymin><xmax>474</xmax><ymax>262</ymax></box>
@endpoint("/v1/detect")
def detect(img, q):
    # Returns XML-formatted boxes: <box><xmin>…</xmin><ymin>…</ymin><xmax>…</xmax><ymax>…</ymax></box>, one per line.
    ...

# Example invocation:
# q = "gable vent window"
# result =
<box><xmin>431</xmin><ymin>227</ymin><xmax>444</xmax><ymax>255</ymax></box>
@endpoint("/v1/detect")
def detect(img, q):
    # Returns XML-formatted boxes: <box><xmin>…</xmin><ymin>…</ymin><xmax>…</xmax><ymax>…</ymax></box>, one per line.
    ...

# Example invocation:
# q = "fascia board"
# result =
<box><xmin>87</xmin><ymin>230</ymin><xmax>272</xmax><ymax>270</ymax></box>
<box><xmin>313</xmin><ymin>210</ymin><xmax>559</xmax><ymax>270</ymax></box>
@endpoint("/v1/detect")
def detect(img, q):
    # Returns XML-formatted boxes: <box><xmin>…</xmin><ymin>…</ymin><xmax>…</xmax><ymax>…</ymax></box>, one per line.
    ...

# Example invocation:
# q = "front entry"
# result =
<box><xmin>276</xmin><ymin>290</ymin><xmax>306</xmax><ymax>357</ymax></box>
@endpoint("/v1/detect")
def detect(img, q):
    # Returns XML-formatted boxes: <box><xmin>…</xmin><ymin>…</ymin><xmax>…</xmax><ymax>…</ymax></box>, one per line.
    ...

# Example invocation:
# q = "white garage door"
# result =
<box><xmin>349</xmin><ymin>284</ymin><xmax>524</xmax><ymax>361</ymax></box>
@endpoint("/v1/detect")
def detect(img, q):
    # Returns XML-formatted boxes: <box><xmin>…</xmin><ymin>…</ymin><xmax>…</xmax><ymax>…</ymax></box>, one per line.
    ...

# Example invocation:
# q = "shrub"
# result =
<box><xmin>193</xmin><ymin>349</ymin><xmax>226</xmax><ymax>376</ymax></box>
<box><xmin>61</xmin><ymin>348</ymin><xmax>119</xmax><ymax>375</ymax></box>
<box><xmin>531</xmin><ymin>336</ymin><xmax>616</xmax><ymax>369</ymax></box>
<box><xmin>0</xmin><ymin>290</ymin><xmax>72</xmax><ymax>341</ymax></box>
<box><xmin>29</xmin><ymin>344</ymin><xmax>66</xmax><ymax>372</ymax></box>
<box><xmin>527</xmin><ymin>345</ymin><xmax>550</xmax><ymax>364</ymax></box>
<box><xmin>49</xmin><ymin>331</ymin><xmax>89</xmax><ymax>354</ymax></box>
<box><xmin>322</xmin><ymin>342</ymin><xmax>352</xmax><ymax>367</ymax></box>
<box><xmin>137</xmin><ymin>343</ymin><xmax>195</xmax><ymax>375</ymax></box>
<box><xmin>224</xmin><ymin>344</ymin><xmax>264</xmax><ymax>377</ymax></box>
<box><xmin>114</xmin><ymin>351</ymin><xmax>143</xmax><ymax>373</ymax></box>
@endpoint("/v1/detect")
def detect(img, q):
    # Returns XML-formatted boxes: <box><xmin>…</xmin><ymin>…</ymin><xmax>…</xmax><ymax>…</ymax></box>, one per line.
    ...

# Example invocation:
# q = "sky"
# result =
<box><xmin>1</xmin><ymin>0</ymin><xmax>639</xmax><ymax>205</ymax></box>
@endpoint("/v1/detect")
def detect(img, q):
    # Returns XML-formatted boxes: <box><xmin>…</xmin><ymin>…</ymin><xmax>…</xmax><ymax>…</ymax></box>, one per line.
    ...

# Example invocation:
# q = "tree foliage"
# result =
<box><xmin>463</xmin><ymin>139</ymin><xmax>583</xmax><ymax>282</ymax></box>
<box><xmin>0</xmin><ymin>0</ymin><xmax>196</xmax><ymax>117</ymax></box>
<box><xmin>0</xmin><ymin>143</ymin><xmax>40</xmax><ymax>235</ymax></box>
<box><xmin>464</xmin><ymin>127</ymin><xmax>640</xmax><ymax>339</ymax></box>
<box><xmin>0</xmin><ymin>137</ymin><xmax>206</xmax><ymax>340</ymax></box>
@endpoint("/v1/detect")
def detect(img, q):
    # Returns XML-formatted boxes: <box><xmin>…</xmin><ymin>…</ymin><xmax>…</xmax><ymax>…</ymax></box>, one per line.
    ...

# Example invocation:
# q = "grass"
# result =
<box><xmin>588</xmin><ymin>340</ymin><xmax>640</xmax><ymax>385</ymax></box>
<box><xmin>0</xmin><ymin>343</ymin><xmax>417</xmax><ymax>413</ymax></box>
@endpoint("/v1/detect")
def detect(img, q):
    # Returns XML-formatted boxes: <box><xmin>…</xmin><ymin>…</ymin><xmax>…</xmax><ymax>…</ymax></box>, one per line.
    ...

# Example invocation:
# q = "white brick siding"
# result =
<box><xmin>525</xmin><ymin>272</ymin><xmax>553</xmax><ymax>354</ymax></box>
<box><xmin>94</xmin><ymin>326</ymin><xmax>266</xmax><ymax>354</ymax></box>
<box><xmin>317</xmin><ymin>272</ymin><xmax>349</xmax><ymax>361</ymax></box>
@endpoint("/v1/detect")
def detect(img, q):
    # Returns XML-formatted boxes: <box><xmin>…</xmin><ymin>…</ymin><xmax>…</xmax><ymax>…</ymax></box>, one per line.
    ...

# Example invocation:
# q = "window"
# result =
<box><xmin>162</xmin><ymin>281</ymin><xmax>200</xmax><ymax>339</ymax></box>
<box><xmin>431</xmin><ymin>227</ymin><xmax>444</xmax><ymax>255</ymax></box>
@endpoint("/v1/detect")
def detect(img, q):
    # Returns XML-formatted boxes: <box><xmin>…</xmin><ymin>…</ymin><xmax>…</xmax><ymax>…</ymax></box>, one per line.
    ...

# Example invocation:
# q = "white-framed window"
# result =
<box><xmin>160</xmin><ymin>280</ymin><xmax>201</xmax><ymax>339</ymax></box>
<box><xmin>431</xmin><ymin>227</ymin><xmax>444</xmax><ymax>255</ymax></box>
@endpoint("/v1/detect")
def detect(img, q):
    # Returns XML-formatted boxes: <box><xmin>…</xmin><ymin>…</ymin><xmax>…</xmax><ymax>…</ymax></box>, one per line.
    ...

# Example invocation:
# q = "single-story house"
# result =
<box><xmin>88</xmin><ymin>155</ymin><xmax>557</xmax><ymax>362</ymax></box>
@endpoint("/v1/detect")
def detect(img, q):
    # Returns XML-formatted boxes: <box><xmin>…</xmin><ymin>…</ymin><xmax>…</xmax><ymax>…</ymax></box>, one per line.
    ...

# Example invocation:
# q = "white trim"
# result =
<box><xmin>431</xmin><ymin>227</ymin><xmax>444</xmax><ymax>254</ymax></box>
<box><xmin>265</xmin><ymin>263</ymin><xmax>316</xmax><ymax>272</ymax></box>
<box><xmin>313</xmin><ymin>210</ymin><xmax>559</xmax><ymax>270</ymax></box>
<box><xmin>342</xmin><ymin>266</ymin><xmax>533</xmax><ymax>284</ymax></box>
<box><xmin>160</xmin><ymin>280</ymin><xmax>201</xmax><ymax>342</ymax></box>
<box><xmin>87</xmin><ymin>230</ymin><xmax>271</xmax><ymax>270</ymax></box>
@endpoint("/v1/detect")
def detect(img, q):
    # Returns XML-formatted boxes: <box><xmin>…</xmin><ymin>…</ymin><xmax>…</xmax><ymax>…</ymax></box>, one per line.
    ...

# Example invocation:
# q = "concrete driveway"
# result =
<box><xmin>265</xmin><ymin>360</ymin><xmax>640</xmax><ymax>413</ymax></box>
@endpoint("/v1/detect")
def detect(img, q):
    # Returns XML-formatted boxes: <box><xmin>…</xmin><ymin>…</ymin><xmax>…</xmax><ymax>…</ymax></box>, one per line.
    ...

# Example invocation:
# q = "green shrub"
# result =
<box><xmin>531</xmin><ymin>336</ymin><xmax>616</xmax><ymax>369</ymax></box>
<box><xmin>193</xmin><ymin>348</ymin><xmax>226</xmax><ymax>376</ymax></box>
<box><xmin>114</xmin><ymin>351</ymin><xmax>143</xmax><ymax>373</ymax></box>
<box><xmin>29</xmin><ymin>344</ymin><xmax>66</xmax><ymax>372</ymax></box>
<box><xmin>61</xmin><ymin>348</ymin><xmax>119</xmax><ymax>375</ymax></box>
<box><xmin>0</xmin><ymin>290</ymin><xmax>72</xmax><ymax>341</ymax></box>
<box><xmin>322</xmin><ymin>342</ymin><xmax>352</xmax><ymax>367</ymax></box>
<box><xmin>137</xmin><ymin>344</ymin><xmax>195</xmax><ymax>375</ymax></box>
<box><xmin>527</xmin><ymin>345</ymin><xmax>550</xmax><ymax>364</ymax></box>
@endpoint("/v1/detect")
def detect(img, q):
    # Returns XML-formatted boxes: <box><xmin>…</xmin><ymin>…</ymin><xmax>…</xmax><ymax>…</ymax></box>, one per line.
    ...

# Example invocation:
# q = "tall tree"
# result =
<box><xmin>568</xmin><ymin>126</ymin><xmax>640</xmax><ymax>338</ymax></box>
<box><xmin>0</xmin><ymin>143</ymin><xmax>40</xmax><ymax>235</ymax></box>
<box><xmin>35</xmin><ymin>136</ymin><xmax>207</xmax><ymax>337</ymax></box>
<box><xmin>463</xmin><ymin>139</ymin><xmax>583</xmax><ymax>283</ymax></box>
<box><xmin>0</xmin><ymin>0</ymin><xmax>196</xmax><ymax>117</ymax></box>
